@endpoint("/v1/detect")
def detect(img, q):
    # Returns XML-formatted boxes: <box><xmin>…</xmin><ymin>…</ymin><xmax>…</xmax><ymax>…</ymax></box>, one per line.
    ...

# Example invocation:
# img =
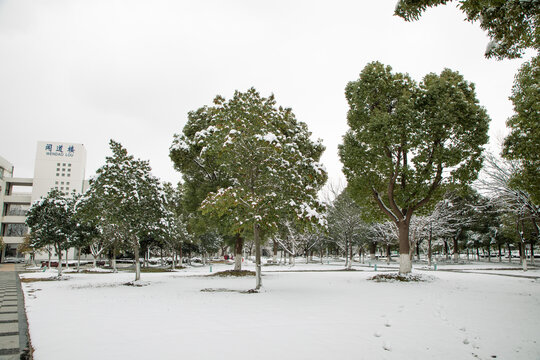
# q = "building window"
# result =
<box><xmin>55</xmin><ymin>181</ymin><xmax>58</xmax><ymax>185</ymax></box>
<box><xmin>68</xmin><ymin>169</ymin><xmax>71</xmax><ymax>172</ymax></box>
<box><xmin>62</xmin><ymin>163</ymin><xmax>66</xmax><ymax>166</ymax></box>
<box><xmin>56</xmin><ymin>168</ymin><xmax>60</xmax><ymax>171</ymax></box>
<box><xmin>68</xmin><ymin>164</ymin><xmax>71</xmax><ymax>167</ymax></box>
<box><xmin>56</xmin><ymin>173</ymin><xmax>59</xmax><ymax>176</ymax></box>
<box><xmin>67</xmin><ymin>174</ymin><xmax>70</xmax><ymax>177</ymax></box>
<box><xmin>66</xmin><ymin>182</ymin><xmax>70</xmax><ymax>185</ymax></box>
<box><xmin>61</xmin><ymin>174</ymin><xmax>65</xmax><ymax>177</ymax></box>
<box><xmin>4</xmin><ymin>224</ymin><xmax>27</xmax><ymax>237</ymax></box>
<box><xmin>57</xmin><ymin>163</ymin><xmax>60</xmax><ymax>166</ymax></box>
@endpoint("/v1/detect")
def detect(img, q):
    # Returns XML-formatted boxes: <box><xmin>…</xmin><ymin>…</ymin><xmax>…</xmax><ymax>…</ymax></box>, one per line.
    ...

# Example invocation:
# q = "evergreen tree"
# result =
<box><xmin>394</xmin><ymin>0</ymin><xmax>539</xmax><ymax>59</ymax></box>
<box><xmin>171</xmin><ymin>88</ymin><xmax>327</xmax><ymax>289</ymax></box>
<box><xmin>339</xmin><ymin>62</ymin><xmax>489</xmax><ymax>274</ymax></box>
<box><xmin>502</xmin><ymin>55</ymin><xmax>540</xmax><ymax>204</ymax></box>
<box><xmin>84</xmin><ymin>140</ymin><xmax>164</xmax><ymax>281</ymax></box>
<box><xmin>26</xmin><ymin>189</ymin><xmax>74</xmax><ymax>276</ymax></box>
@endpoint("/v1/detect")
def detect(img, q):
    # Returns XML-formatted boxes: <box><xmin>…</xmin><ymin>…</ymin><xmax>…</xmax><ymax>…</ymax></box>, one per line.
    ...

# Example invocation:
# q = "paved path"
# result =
<box><xmin>0</xmin><ymin>264</ymin><xmax>30</xmax><ymax>360</ymax></box>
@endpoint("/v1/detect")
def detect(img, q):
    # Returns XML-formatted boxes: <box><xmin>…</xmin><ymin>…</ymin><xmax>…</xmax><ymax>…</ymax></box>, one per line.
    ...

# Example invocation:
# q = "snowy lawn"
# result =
<box><xmin>21</xmin><ymin>264</ymin><xmax>540</xmax><ymax>360</ymax></box>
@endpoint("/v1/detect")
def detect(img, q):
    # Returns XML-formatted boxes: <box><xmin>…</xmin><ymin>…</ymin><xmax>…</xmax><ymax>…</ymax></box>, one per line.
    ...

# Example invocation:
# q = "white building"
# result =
<box><xmin>0</xmin><ymin>141</ymin><xmax>87</xmax><ymax>262</ymax></box>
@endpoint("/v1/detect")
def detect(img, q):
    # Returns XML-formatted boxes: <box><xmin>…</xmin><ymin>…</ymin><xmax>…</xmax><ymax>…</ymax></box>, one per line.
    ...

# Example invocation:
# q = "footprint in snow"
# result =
<box><xmin>374</xmin><ymin>331</ymin><xmax>382</xmax><ymax>338</ymax></box>
<box><xmin>382</xmin><ymin>341</ymin><xmax>391</xmax><ymax>351</ymax></box>
<box><xmin>384</xmin><ymin>320</ymin><xmax>392</xmax><ymax>327</ymax></box>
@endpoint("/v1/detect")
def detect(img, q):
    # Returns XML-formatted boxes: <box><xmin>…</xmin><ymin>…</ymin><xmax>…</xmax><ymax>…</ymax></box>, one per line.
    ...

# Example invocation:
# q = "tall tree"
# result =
<box><xmin>173</xmin><ymin>88</ymin><xmax>327</xmax><ymax>289</ymax></box>
<box><xmin>394</xmin><ymin>0</ymin><xmax>539</xmax><ymax>59</ymax></box>
<box><xmin>339</xmin><ymin>62</ymin><xmax>489</xmax><ymax>274</ymax></box>
<box><xmin>84</xmin><ymin>140</ymin><xmax>164</xmax><ymax>281</ymax></box>
<box><xmin>502</xmin><ymin>55</ymin><xmax>540</xmax><ymax>204</ymax></box>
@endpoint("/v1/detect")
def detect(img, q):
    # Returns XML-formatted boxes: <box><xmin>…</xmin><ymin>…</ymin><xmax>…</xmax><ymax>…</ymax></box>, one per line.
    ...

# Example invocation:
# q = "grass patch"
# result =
<box><xmin>208</xmin><ymin>270</ymin><xmax>255</xmax><ymax>277</ymax></box>
<box><xmin>369</xmin><ymin>273</ymin><xmax>431</xmax><ymax>282</ymax></box>
<box><xmin>119</xmin><ymin>267</ymin><xmax>174</xmax><ymax>273</ymax></box>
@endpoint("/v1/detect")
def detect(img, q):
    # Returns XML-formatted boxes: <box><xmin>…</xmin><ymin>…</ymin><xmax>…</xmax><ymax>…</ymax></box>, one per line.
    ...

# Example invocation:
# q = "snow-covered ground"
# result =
<box><xmin>21</xmin><ymin>262</ymin><xmax>540</xmax><ymax>360</ymax></box>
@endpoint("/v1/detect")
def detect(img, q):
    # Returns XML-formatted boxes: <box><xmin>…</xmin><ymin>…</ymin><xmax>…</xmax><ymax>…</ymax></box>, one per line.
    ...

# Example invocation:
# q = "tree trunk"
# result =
<box><xmin>428</xmin><ymin>233</ymin><xmax>432</xmax><ymax>267</ymax></box>
<box><xmin>234</xmin><ymin>234</ymin><xmax>243</xmax><ymax>271</ymax></box>
<box><xmin>134</xmin><ymin>244</ymin><xmax>141</xmax><ymax>281</ymax></box>
<box><xmin>65</xmin><ymin>250</ymin><xmax>69</xmax><ymax>269</ymax></box>
<box><xmin>112</xmin><ymin>245</ymin><xmax>117</xmax><ymax>273</ymax></box>
<box><xmin>530</xmin><ymin>243</ymin><xmax>535</xmax><ymax>265</ymax></box>
<box><xmin>476</xmin><ymin>247</ymin><xmax>480</xmax><ymax>261</ymax></box>
<box><xmin>487</xmin><ymin>246</ymin><xmax>491</xmax><ymax>262</ymax></box>
<box><xmin>254</xmin><ymin>223</ymin><xmax>262</xmax><ymax>290</ymax></box>
<box><xmin>498</xmin><ymin>244</ymin><xmax>502</xmax><ymax>262</ymax></box>
<box><xmin>77</xmin><ymin>248</ymin><xmax>81</xmax><ymax>272</ymax></box>
<box><xmin>56</xmin><ymin>244</ymin><xmax>63</xmax><ymax>277</ymax></box>
<box><xmin>453</xmin><ymin>237</ymin><xmax>459</xmax><ymax>263</ymax></box>
<box><xmin>507</xmin><ymin>244</ymin><xmax>512</xmax><ymax>263</ymax></box>
<box><xmin>272</xmin><ymin>240</ymin><xmax>278</xmax><ymax>263</ymax></box>
<box><xmin>398</xmin><ymin>220</ymin><xmax>411</xmax><ymax>274</ymax></box>
<box><xmin>444</xmin><ymin>240</ymin><xmax>449</xmax><ymax>261</ymax></box>
<box><xmin>179</xmin><ymin>243</ymin><xmax>183</xmax><ymax>267</ymax></box>
<box><xmin>416</xmin><ymin>242</ymin><xmax>420</xmax><ymax>262</ymax></box>
<box><xmin>386</xmin><ymin>243</ymin><xmax>391</xmax><ymax>265</ymax></box>
<box><xmin>48</xmin><ymin>247</ymin><xmax>51</xmax><ymax>268</ymax></box>
<box><xmin>171</xmin><ymin>250</ymin><xmax>176</xmax><ymax>270</ymax></box>
<box><xmin>521</xmin><ymin>242</ymin><xmax>527</xmax><ymax>271</ymax></box>
<box><xmin>370</xmin><ymin>242</ymin><xmax>376</xmax><ymax>261</ymax></box>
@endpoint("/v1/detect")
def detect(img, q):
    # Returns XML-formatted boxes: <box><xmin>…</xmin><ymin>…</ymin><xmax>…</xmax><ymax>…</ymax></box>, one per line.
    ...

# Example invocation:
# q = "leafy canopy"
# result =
<box><xmin>170</xmin><ymin>88</ymin><xmax>328</xmax><ymax>236</ymax></box>
<box><xmin>339</xmin><ymin>62</ymin><xmax>489</xmax><ymax>223</ymax></box>
<box><xmin>395</xmin><ymin>0</ymin><xmax>539</xmax><ymax>59</ymax></box>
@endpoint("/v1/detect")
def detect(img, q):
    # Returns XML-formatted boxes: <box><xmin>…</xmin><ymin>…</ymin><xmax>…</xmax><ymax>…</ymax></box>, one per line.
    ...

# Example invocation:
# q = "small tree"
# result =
<box><xmin>84</xmin><ymin>140</ymin><xmax>164</xmax><ymax>281</ymax></box>
<box><xmin>26</xmin><ymin>189</ymin><xmax>74</xmax><ymax>276</ymax></box>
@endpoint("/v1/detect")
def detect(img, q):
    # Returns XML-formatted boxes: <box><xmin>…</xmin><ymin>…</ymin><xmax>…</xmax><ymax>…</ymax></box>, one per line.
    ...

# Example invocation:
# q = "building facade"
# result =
<box><xmin>0</xmin><ymin>142</ymin><xmax>87</xmax><ymax>262</ymax></box>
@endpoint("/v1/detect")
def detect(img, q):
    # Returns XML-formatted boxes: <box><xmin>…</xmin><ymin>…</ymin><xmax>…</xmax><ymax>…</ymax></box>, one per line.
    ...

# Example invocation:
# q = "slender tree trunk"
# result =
<box><xmin>134</xmin><ymin>243</ymin><xmax>141</xmax><ymax>281</ymax></box>
<box><xmin>77</xmin><ymin>248</ymin><xmax>81</xmax><ymax>272</ymax></box>
<box><xmin>56</xmin><ymin>244</ymin><xmax>63</xmax><ymax>277</ymax></box>
<box><xmin>507</xmin><ymin>244</ymin><xmax>512</xmax><ymax>263</ymax></box>
<box><xmin>476</xmin><ymin>247</ymin><xmax>480</xmax><ymax>261</ymax></box>
<box><xmin>171</xmin><ymin>250</ymin><xmax>175</xmax><ymax>270</ymax></box>
<box><xmin>416</xmin><ymin>242</ymin><xmax>420</xmax><ymax>262</ymax></box>
<box><xmin>487</xmin><ymin>246</ymin><xmax>491</xmax><ymax>262</ymax></box>
<box><xmin>453</xmin><ymin>237</ymin><xmax>459</xmax><ymax>263</ymax></box>
<box><xmin>498</xmin><ymin>244</ymin><xmax>502</xmax><ymax>262</ymax></box>
<box><xmin>234</xmin><ymin>234</ymin><xmax>243</xmax><ymax>271</ymax></box>
<box><xmin>444</xmin><ymin>241</ymin><xmax>449</xmax><ymax>261</ymax></box>
<box><xmin>65</xmin><ymin>249</ymin><xmax>69</xmax><ymax>269</ymax></box>
<box><xmin>521</xmin><ymin>242</ymin><xmax>528</xmax><ymax>271</ymax></box>
<box><xmin>272</xmin><ymin>240</ymin><xmax>278</xmax><ymax>263</ymax></box>
<box><xmin>530</xmin><ymin>243</ymin><xmax>535</xmax><ymax>265</ymax></box>
<box><xmin>179</xmin><ymin>243</ymin><xmax>183</xmax><ymax>267</ymax></box>
<box><xmin>386</xmin><ymin>243</ymin><xmax>391</xmax><ymax>265</ymax></box>
<box><xmin>428</xmin><ymin>233</ymin><xmax>433</xmax><ymax>267</ymax></box>
<box><xmin>48</xmin><ymin>246</ymin><xmax>51</xmax><ymax>268</ymax></box>
<box><xmin>254</xmin><ymin>223</ymin><xmax>262</xmax><ymax>290</ymax></box>
<box><xmin>112</xmin><ymin>245</ymin><xmax>117</xmax><ymax>273</ymax></box>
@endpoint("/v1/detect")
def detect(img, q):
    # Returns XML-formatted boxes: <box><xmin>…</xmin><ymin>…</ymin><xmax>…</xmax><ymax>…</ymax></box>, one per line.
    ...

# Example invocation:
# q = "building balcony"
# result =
<box><xmin>2</xmin><ymin>236</ymin><xmax>24</xmax><ymax>245</ymax></box>
<box><xmin>2</xmin><ymin>194</ymin><xmax>31</xmax><ymax>204</ymax></box>
<box><xmin>4</xmin><ymin>177</ymin><xmax>33</xmax><ymax>186</ymax></box>
<box><xmin>1</xmin><ymin>215</ymin><xmax>27</xmax><ymax>224</ymax></box>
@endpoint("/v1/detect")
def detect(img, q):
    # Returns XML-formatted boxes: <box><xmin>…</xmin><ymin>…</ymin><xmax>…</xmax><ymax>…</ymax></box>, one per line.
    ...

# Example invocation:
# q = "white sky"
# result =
<box><xmin>0</xmin><ymin>0</ymin><xmax>532</xmax><ymax>186</ymax></box>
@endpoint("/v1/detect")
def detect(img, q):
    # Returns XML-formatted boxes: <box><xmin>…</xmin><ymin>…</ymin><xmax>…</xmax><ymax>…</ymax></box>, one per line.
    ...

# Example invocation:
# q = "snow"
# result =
<box><xmin>21</xmin><ymin>262</ymin><xmax>540</xmax><ymax>360</ymax></box>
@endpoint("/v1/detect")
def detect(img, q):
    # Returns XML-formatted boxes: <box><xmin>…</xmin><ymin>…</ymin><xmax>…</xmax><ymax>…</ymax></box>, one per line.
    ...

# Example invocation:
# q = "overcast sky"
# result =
<box><xmin>0</xmin><ymin>0</ymin><xmax>532</xmax><ymax>186</ymax></box>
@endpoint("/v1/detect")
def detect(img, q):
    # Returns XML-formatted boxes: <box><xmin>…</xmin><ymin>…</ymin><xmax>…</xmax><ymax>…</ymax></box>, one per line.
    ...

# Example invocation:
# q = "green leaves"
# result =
<box><xmin>171</xmin><ymin>88</ymin><xmax>328</xmax><ymax>237</ymax></box>
<box><xmin>395</xmin><ymin>0</ymin><xmax>539</xmax><ymax>59</ymax></box>
<box><xmin>340</xmin><ymin>62</ymin><xmax>490</xmax><ymax>220</ymax></box>
<box><xmin>502</xmin><ymin>55</ymin><xmax>540</xmax><ymax>203</ymax></box>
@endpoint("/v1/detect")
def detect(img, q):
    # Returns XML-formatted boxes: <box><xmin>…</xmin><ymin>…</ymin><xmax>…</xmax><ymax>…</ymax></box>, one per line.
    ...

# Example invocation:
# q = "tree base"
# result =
<box><xmin>399</xmin><ymin>254</ymin><xmax>412</xmax><ymax>274</ymax></box>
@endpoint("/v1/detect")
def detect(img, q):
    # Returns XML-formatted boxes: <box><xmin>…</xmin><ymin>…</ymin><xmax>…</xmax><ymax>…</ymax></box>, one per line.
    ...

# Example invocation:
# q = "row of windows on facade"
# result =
<box><xmin>3</xmin><ymin>204</ymin><xmax>29</xmax><ymax>217</ymax></box>
<box><xmin>2</xmin><ymin>223</ymin><xmax>27</xmax><ymax>237</ymax></box>
<box><xmin>56</xmin><ymin>163</ymin><xmax>72</xmax><ymax>178</ymax></box>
